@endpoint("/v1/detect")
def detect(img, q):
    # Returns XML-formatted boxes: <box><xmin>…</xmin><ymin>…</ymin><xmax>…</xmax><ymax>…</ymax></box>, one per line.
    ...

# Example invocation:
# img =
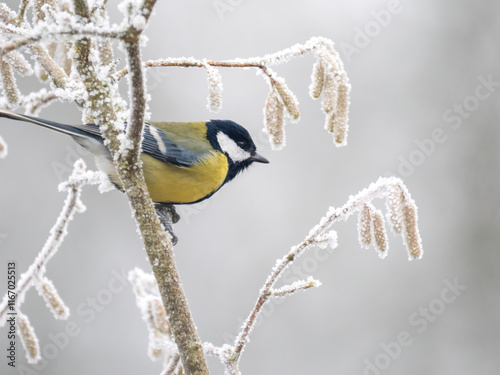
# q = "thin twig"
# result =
<box><xmin>0</xmin><ymin>161</ymin><xmax>99</xmax><ymax>325</ymax></box>
<box><xmin>0</xmin><ymin>28</ymin><xmax>124</xmax><ymax>57</ymax></box>
<box><xmin>232</xmin><ymin>177</ymin><xmax>418</xmax><ymax>361</ymax></box>
<box><xmin>114</xmin><ymin>58</ymin><xmax>276</xmax><ymax>83</ymax></box>
<box><xmin>113</xmin><ymin>35</ymin><xmax>339</xmax><ymax>82</ymax></box>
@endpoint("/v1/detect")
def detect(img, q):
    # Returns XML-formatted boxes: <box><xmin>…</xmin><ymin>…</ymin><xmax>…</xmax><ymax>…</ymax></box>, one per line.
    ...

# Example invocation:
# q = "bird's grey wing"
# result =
<box><xmin>77</xmin><ymin>123</ymin><xmax>205</xmax><ymax>167</ymax></box>
<box><xmin>141</xmin><ymin>124</ymin><xmax>205</xmax><ymax>167</ymax></box>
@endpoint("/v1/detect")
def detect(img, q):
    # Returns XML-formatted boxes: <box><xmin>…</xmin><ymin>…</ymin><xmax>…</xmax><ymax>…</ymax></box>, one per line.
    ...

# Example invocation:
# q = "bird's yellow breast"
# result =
<box><xmin>140</xmin><ymin>150</ymin><xmax>229</xmax><ymax>204</ymax></box>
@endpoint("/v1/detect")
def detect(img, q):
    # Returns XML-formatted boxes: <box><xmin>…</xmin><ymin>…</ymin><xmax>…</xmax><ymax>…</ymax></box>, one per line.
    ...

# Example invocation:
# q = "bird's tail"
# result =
<box><xmin>0</xmin><ymin>109</ymin><xmax>97</xmax><ymax>140</ymax></box>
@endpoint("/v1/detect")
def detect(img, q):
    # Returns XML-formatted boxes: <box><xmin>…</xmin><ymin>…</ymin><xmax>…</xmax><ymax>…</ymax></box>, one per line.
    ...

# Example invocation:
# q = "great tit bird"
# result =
<box><xmin>0</xmin><ymin>109</ymin><xmax>269</xmax><ymax>241</ymax></box>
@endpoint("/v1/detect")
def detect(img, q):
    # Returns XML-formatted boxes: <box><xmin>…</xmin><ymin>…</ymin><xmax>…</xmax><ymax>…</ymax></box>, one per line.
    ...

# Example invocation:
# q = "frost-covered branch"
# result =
<box><xmin>120</xmin><ymin>2</ymin><xmax>210</xmax><ymax>373</ymax></box>
<box><xmin>269</xmin><ymin>276</ymin><xmax>321</xmax><ymax>298</ymax></box>
<box><xmin>208</xmin><ymin>177</ymin><xmax>422</xmax><ymax>373</ymax></box>
<box><xmin>132</xmin><ymin>177</ymin><xmax>423</xmax><ymax>375</ymax></box>
<box><xmin>0</xmin><ymin>160</ymin><xmax>108</xmax><ymax>363</ymax></box>
<box><xmin>0</xmin><ymin>2</ymin><xmax>422</xmax><ymax>374</ymax></box>
<box><xmin>0</xmin><ymin>27</ymin><xmax>124</xmax><ymax>57</ymax></box>
<box><xmin>114</xmin><ymin>36</ymin><xmax>351</xmax><ymax>149</ymax></box>
<box><xmin>123</xmin><ymin>38</ymin><xmax>146</xmax><ymax>162</ymax></box>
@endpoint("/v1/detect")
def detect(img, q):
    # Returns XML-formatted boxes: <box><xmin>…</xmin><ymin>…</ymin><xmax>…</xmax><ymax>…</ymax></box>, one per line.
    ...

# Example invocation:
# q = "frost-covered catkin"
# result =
<box><xmin>152</xmin><ymin>297</ymin><xmax>170</xmax><ymax>335</ymax></box>
<box><xmin>33</xmin><ymin>0</ymin><xmax>57</xmax><ymax>22</ymax></box>
<box><xmin>274</xmin><ymin>78</ymin><xmax>300</xmax><ymax>121</ymax></box>
<box><xmin>321</xmin><ymin>71</ymin><xmax>339</xmax><ymax>115</ymax></box>
<box><xmin>315</xmin><ymin>230</ymin><xmax>338</xmax><ymax>250</ymax></box>
<box><xmin>56</xmin><ymin>43</ymin><xmax>73</xmax><ymax>77</ymax></box>
<box><xmin>403</xmin><ymin>202</ymin><xmax>423</xmax><ymax>260</ymax></box>
<box><xmin>33</xmin><ymin>0</ymin><xmax>58</xmax><ymax>82</ymax></box>
<box><xmin>146</xmin><ymin>298</ymin><xmax>166</xmax><ymax>360</ymax></box>
<box><xmin>372</xmin><ymin>209</ymin><xmax>388</xmax><ymax>258</ymax></box>
<box><xmin>324</xmin><ymin>112</ymin><xmax>335</xmax><ymax>134</ymax></box>
<box><xmin>18</xmin><ymin>312</ymin><xmax>41</xmax><ymax>364</ymax></box>
<box><xmin>358</xmin><ymin>204</ymin><xmax>372</xmax><ymax>248</ymax></box>
<box><xmin>0</xmin><ymin>135</ymin><xmax>7</xmax><ymax>158</ymax></box>
<box><xmin>205</xmin><ymin>65</ymin><xmax>223</xmax><ymax>113</ymax></box>
<box><xmin>40</xmin><ymin>44</ymin><xmax>58</xmax><ymax>82</ymax></box>
<box><xmin>36</xmin><ymin>277</ymin><xmax>70</xmax><ymax>320</ymax></box>
<box><xmin>385</xmin><ymin>185</ymin><xmax>405</xmax><ymax>234</ymax></box>
<box><xmin>0</xmin><ymin>3</ymin><xmax>16</xmax><ymax>22</ymax></box>
<box><xmin>4</xmin><ymin>52</ymin><xmax>33</xmax><ymax>77</ymax></box>
<box><xmin>264</xmin><ymin>89</ymin><xmax>285</xmax><ymax>150</ymax></box>
<box><xmin>149</xmin><ymin>343</ymin><xmax>163</xmax><ymax>360</ymax></box>
<box><xmin>309</xmin><ymin>60</ymin><xmax>325</xmax><ymax>99</ymax></box>
<box><xmin>332</xmin><ymin>82</ymin><xmax>350</xmax><ymax>146</ymax></box>
<box><xmin>0</xmin><ymin>59</ymin><xmax>20</xmax><ymax>105</ymax></box>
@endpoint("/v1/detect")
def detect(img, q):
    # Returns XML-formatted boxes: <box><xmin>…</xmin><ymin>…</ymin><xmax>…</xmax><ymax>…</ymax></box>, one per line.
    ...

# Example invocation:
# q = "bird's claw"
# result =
<box><xmin>155</xmin><ymin>203</ymin><xmax>179</xmax><ymax>245</ymax></box>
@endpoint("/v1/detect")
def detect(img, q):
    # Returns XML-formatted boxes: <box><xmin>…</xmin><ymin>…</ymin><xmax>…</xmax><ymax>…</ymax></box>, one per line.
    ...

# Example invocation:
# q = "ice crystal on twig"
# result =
<box><xmin>314</xmin><ymin>230</ymin><xmax>338</xmax><ymax>250</ymax></box>
<box><xmin>270</xmin><ymin>277</ymin><xmax>321</xmax><ymax>298</ymax></box>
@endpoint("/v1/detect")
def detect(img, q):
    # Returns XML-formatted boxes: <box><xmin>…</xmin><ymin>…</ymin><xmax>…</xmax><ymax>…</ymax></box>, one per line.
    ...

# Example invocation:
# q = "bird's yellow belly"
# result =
<box><xmin>140</xmin><ymin>152</ymin><xmax>228</xmax><ymax>204</ymax></box>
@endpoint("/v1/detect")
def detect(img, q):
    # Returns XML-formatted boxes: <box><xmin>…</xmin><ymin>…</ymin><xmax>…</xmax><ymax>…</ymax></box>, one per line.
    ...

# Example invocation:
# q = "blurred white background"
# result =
<box><xmin>1</xmin><ymin>0</ymin><xmax>499</xmax><ymax>374</ymax></box>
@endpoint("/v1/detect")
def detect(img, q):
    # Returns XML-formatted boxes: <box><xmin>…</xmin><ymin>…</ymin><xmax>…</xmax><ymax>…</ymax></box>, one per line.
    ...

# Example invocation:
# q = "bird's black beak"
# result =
<box><xmin>250</xmin><ymin>153</ymin><xmax>269</xmax><ymax>164</ymax></box>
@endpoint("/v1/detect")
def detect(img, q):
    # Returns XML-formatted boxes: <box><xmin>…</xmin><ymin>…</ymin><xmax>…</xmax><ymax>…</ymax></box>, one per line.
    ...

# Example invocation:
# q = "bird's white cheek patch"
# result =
<box><xmin>217</xmin><ymin>132</ymin><xmax>251</xmax><ymax>162</ymax></box>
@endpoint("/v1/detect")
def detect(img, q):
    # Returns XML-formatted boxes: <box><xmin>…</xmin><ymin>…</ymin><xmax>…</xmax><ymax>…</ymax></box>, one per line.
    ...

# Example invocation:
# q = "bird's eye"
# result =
<box><xmin>237</xmin><ymin>141</ymin><xmax>247</xmax><ymax>148</ymax></box>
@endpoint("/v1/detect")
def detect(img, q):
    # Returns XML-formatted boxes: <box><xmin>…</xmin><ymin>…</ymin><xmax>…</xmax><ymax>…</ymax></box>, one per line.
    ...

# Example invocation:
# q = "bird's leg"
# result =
<box><xmin>154</xmin><ymin>203</ymin><xmax>180</xmax><ymax>245</ymax></box>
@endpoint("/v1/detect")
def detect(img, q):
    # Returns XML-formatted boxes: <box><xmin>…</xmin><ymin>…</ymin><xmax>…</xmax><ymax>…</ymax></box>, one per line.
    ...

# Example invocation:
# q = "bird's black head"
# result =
<box><xmin>206</xmin><ymin>120</ymin><xmax>269</xmax><ymax>183</ymax></box>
